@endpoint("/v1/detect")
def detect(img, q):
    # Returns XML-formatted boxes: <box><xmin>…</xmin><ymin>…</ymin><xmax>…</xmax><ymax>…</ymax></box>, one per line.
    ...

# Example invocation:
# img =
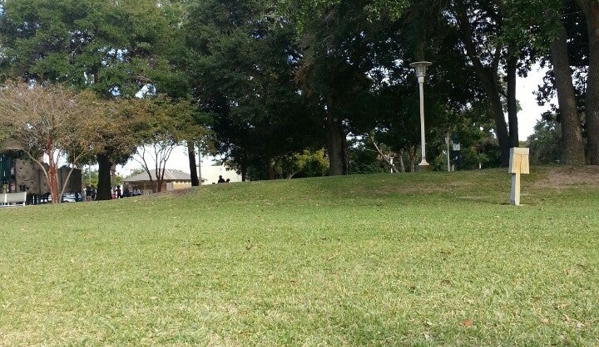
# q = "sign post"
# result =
<box><xmin>508</xmin><ymin>148</ymin><xmax>530</xmax><ymax>205</ymax></box>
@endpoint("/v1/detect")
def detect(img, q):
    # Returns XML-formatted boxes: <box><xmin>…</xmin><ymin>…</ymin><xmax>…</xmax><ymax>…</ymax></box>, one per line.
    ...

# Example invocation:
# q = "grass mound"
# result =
<box><xmin>1</xmin><ymin>167</ymin><xmax>598</xmax><ymax>346</ymax></box>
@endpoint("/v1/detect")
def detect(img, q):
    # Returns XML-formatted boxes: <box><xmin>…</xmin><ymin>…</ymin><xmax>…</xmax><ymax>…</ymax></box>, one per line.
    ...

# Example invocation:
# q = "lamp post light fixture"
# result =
<box><xmin>409</xmin><ymin>61</ymin><xmax>432</xmax><ymax>171</ymax></box>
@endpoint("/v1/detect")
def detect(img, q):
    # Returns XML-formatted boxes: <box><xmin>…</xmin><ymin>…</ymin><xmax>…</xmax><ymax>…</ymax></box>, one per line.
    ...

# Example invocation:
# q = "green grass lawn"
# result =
<box><xmin>1</xmin><ymin>167</ymin><xmax>598</xmax><ymax>346</ymax></box>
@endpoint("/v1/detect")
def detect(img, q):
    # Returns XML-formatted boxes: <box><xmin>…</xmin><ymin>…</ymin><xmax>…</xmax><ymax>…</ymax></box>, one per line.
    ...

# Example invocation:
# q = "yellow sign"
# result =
<box><xmin>509</xmin><ymin>147</ymin><xmax>530</xmax><ymax>174</ymax></box>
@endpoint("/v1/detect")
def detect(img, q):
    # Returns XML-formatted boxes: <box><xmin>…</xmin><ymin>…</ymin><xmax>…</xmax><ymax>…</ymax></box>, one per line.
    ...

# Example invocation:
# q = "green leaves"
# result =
<box><xmin>0</xmin><ymin>0</ymin><xmax>172</xmax><ymax>96</ymax></box>
<box><xmin>184</xmin><ymin>0</ymin><xmax>319</xmax><ymax>176</ymax></box>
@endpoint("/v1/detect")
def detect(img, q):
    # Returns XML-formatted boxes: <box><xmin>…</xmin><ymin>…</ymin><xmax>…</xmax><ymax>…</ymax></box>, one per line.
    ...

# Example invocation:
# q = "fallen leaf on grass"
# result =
<box><xmin>463</xmin><ymin>319</ymin><xmax>473</xmax><ymax>327</ymax></box>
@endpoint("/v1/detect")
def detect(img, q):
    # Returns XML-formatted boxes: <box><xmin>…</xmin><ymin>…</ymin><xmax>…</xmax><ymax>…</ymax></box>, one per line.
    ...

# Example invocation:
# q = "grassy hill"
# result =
<box><xmin>1</xmin><ymin>167</ymin><xmax>598</xmax><ymax>346</ymax></box>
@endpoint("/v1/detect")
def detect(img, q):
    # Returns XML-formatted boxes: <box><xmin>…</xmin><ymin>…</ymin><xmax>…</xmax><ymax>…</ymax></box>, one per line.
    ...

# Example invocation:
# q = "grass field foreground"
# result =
<box><xmin>1</xmin><ymin>167</ymin><xmax>598</xmax><ymax>346</ymax></box>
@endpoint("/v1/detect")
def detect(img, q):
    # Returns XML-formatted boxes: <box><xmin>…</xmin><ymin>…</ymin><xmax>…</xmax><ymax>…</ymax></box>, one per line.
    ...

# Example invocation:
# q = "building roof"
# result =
<box><xmin>1</xmin><ymin>138</ymin><xmax>25</xmax><ymax>151</ymax></box>
<box><xmin>124</xmin><ymin>169</ymin><xmax>192</xmax><ymax>183</ymax></box>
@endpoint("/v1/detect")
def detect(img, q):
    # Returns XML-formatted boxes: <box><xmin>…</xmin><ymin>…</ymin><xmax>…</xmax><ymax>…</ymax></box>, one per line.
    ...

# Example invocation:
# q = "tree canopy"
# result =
<box><xmin>0</xmin><ymin>0</ymin><xmax>596</xmax><ymax>188</ymax></box>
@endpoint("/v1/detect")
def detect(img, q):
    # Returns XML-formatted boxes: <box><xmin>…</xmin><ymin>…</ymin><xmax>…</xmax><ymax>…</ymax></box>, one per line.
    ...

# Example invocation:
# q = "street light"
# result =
<box><xmin>409</xmin><ymin>61</ymin><xmax>432</xmax><ymax>171</ymax></box>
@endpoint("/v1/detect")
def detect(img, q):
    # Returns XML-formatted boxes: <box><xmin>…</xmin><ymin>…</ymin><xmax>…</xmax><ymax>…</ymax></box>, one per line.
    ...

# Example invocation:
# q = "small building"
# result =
<box><xmin>123</xmin><ymin>169</ymin><xmax>192</xmax><ymax>194</ymax></box>
<box><xmin>1</xmin><ymin>139</ymin><xmax>81</xmax><ymax>203</ymax></box>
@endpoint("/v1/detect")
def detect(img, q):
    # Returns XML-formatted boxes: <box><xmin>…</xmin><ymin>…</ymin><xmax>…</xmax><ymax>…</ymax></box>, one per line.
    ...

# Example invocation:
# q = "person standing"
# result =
<box><xmin>85</xmin><ymin>186</ymin><xmax>92</xmax><ymax>201</ymax></box>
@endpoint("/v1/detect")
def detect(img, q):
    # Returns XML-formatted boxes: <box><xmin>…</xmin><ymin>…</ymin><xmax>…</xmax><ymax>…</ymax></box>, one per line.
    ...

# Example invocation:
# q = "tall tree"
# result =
<box><xmin>391</xmin><ymin>0</ymin><xmax>483</xmax><ymax>171</ymax></box>
<box><xmin>0</xmin><ymin>82</ymin><xmax>97</xmax><ymax>203</ymax></box>
<box><xmin>548</xmin><ymin>5</ymin><xmax>586</xmax><ymax>165</ymax></box>
<box><xmin>142</xmin><ymin>0</ymin><xmax>208</xmax><ymax>186</ymax></box>
<box><xmin>127</xmin><ymin>96</ymin><xmax>202</xmax><ymax>192</ymax></box>
<box><xmin>575</xmin><ymin>0</ymin><xmax>599</xmax><ymax>164</ymax></box>
<box><xmin>184</xmin><ymin>0</ymin><xmax>320</xmax><ymax>180</ymax></box>
<box><xmin>444</xmin><ymin>0</ymin><xmax>515</xmax><ymax>166</ymax></box>
<box><xmin>77</xmin><ymin>96</ymin><xmax>140</xmax><ymax>200</ymax></box>
<box><xmin>524</xmin><ymin>0</ymin><xmax>587</xmax><ymax>165</ymax></box>
<box><xmin>291</xmin><ymin>0</ymin><xmax>408</xmax><ymax>175</ymax></box>
<box><xmin>0</xmin><ymin>0</ymin><xmax>180</xmax><ymax>198</ymax></box>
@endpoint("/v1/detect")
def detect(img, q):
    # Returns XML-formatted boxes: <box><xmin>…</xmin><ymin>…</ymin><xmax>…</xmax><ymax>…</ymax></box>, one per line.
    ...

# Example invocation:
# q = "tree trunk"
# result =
<box><xmin>550</xmin><ymin>20</ymin><xmax>586</xmax><ymax>165</ymax></box>
<box><xmin>155</xmin><ymin>168</ymin><xmax>163</xmax><ymax>193</ymax></box>
<box><xmin>408</xmin><ymin>146</ymin><xmax>417</xmax><ymax>172</ymax></box>
<box><xmin>506</xmin><ymin>56</ymin><xmax>519</xmax><ymax>147</ymax></box>
<box><xmin>372</xmin><ymin>140</ymin><xmax>397</xmax><ymax>173</ymax></box>
<box><xmin>241</xmin><ymin>150</ymin><xmax>248</xmax><ymax>182</ymax></box>
<box><xmin>454</xmin><ymin>2</ymin><xmax>511</xmax><ymax>167</ymax></box>
<box><xmin>576</xmin><ymin>0</ymin><xmax>599</xmax><ymax>164</ymax></box>
<box><xmin>266</xmin><ymin>156</ymin><xmax>275</xmax><ymax>179</ymax></box>
<box><xmin>325</xmin><ymin>115</ymin><xmax>348</xmax><ymax>175</ymax></box>
<box><xmin>398</xmin><ymin>150</ymin><xmax>406</xmax><ymax>172</ymax></box>
<box><xmin>187</xmin><ymin>141</ymin><xmax>199</xmax><ymax>186</ymax></box>
<box><xmin>46</xmin><ymin>151</ymin><xmax>60</xmax><ymax>204</ymax></box>
<box><xmin>489</xmin><ymin>90</ymin><xmax>512</xmax><ymax>167</ymax></box>
<box><xmin>96</xmin><ymin>153</ymin><xmax>113</xmax><ymax>200</ymax></box>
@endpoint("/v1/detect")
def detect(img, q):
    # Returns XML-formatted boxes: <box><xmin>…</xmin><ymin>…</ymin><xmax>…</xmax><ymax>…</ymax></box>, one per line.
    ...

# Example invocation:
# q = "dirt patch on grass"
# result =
<box><xmin>534</xmin><ymin>166</ymin><xmax>599</xmax><ymax>188</ymax></box>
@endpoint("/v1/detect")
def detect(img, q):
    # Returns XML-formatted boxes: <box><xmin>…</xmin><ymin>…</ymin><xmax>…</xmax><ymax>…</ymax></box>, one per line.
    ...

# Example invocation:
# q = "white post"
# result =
<box><xmin>510</xmin><ymin>173</ymin><xmax>521</xmax><ymax>205</ymax></box>
<box><xmin>410</xmin><ymin>61</ymin><xmax>432</xmax><ymax>170</ymax></box>
<box><xmin>417</xmin><ymin>79</ymin><xmax>428</xmax><ymax>166</ymax></box>
<box><xmin>197</xmin><ymin>144</ymin><xmax>202</xmax><ymax>185</ymax></box>
<box><xmin>445</xmin><ymin>133</ymin><xmax>451</xmax><ymax>172</ymax></box>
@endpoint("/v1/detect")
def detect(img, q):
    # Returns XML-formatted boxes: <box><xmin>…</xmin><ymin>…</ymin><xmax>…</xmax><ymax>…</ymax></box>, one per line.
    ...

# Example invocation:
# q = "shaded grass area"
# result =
<box><xmin>1</xmin><ymin>167</ymin><xmax>598</xmax><ymax>346</ymax></box>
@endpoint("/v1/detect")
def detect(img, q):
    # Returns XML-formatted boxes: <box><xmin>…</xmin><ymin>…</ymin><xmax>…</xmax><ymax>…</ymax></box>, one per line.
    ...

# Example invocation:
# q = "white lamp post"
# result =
<box><xmin>410</xmin><ymin>61</ymin><xmax>432</xmax><ymax>170</ymax></box>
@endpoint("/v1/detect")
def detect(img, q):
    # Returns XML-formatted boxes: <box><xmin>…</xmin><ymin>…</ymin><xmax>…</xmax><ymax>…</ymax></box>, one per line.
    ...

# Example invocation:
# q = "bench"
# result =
<box><xmin>1</xmin><ymin>192</ymin><xmax>27</xmax><ymax>207</ymax></box>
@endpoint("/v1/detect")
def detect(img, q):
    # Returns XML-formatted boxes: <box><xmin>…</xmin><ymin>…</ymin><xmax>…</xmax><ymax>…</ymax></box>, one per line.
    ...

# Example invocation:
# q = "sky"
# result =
<box><xmin>516</xmin><ymin>66</ymin><xmax>551</xmax><ymax>140</ymax></box>
<box><xmin>118</xmin><ymin>68</ymin><xmax>551</xmax><ymax>177</ymax></box>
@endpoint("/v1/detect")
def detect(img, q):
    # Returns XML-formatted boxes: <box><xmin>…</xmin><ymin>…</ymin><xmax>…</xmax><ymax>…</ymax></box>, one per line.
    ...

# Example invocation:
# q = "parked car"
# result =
<box><xmin>61</xmin><ymin>193</ymin><xmax>81</xmax><ymax>202</ymax></box>
<box><xmin>47</xmin><ymin>192</ymin><xmax>82</xmax><ymax>203</ymax></box>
